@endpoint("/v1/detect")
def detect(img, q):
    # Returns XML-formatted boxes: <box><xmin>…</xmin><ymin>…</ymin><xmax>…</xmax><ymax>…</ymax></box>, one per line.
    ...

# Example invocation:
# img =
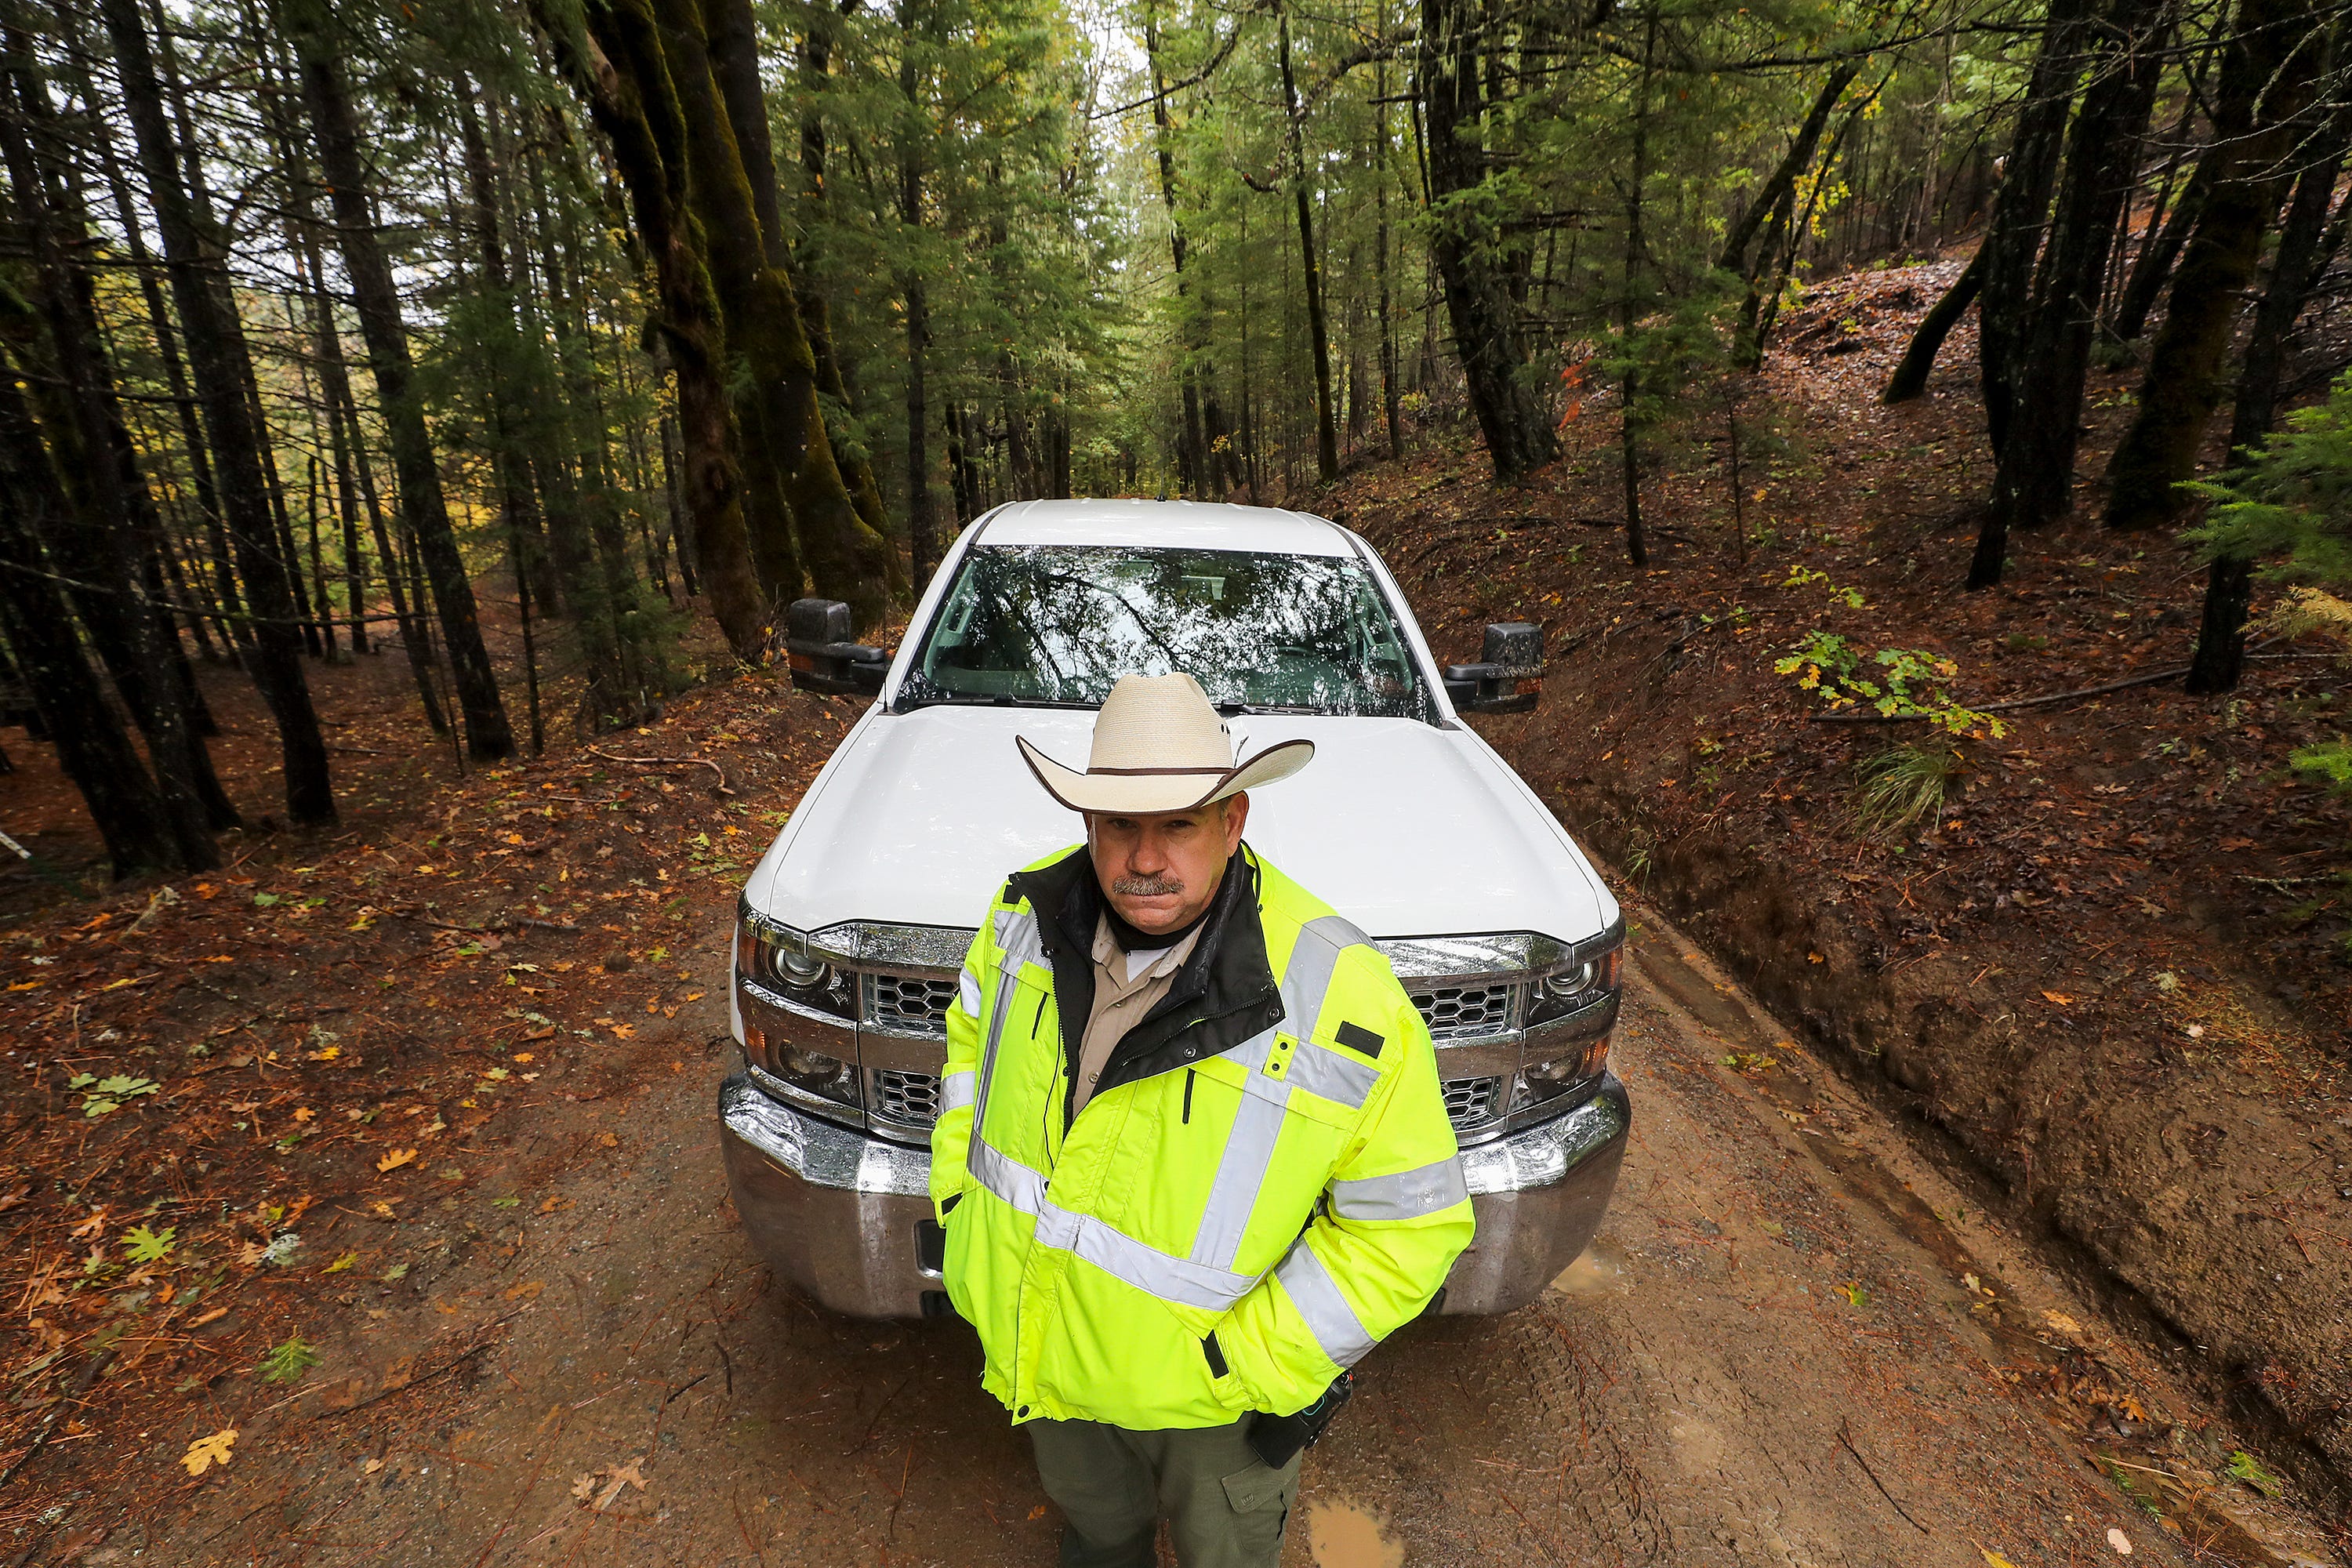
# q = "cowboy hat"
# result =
<box><xmin>1016</xmin><ymin>672</ymin><xmax>1314</xmax><ymax>815</ymax></box>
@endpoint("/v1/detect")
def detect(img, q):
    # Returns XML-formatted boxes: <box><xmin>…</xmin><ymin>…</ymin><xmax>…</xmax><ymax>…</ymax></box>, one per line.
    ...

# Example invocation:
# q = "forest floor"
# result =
<box><xmin>0</xmin><ymin>250</ymin><xmax>2347</xmax><ymax>1563</ymax></box>
<box><xmin>1319</xmin><ymin>252</ymin><xmax>2352</xmax><ymax>1512</ymax></box>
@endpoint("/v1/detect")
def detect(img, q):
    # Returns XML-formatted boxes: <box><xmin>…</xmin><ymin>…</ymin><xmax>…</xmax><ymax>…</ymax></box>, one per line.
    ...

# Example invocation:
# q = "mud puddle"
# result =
<box><xmin>1307</xmin><ymin>1499</ymin><xmax>1405</xmax><ymax>1568</ymax></box>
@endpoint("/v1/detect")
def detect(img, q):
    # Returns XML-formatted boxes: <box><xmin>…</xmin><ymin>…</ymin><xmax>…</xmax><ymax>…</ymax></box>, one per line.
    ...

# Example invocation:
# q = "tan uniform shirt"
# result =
<box><xmin>1071</xmin><ymin>913</ymin><xmax>1203</xmax><ymax>1118</ymax></box>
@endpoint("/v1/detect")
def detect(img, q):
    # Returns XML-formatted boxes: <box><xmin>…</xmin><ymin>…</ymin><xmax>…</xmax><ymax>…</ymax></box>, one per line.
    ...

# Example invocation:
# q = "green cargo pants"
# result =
<box><xmin>1027</xmin><ymin>1416</ymin><xmax>1301</xmax><ymax>1568</ymax></box>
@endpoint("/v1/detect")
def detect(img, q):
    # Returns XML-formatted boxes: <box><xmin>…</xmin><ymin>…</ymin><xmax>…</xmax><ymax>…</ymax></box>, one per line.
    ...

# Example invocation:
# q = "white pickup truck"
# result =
<box><xmin>723</xmin><ymin>499</ymin><xmax>1628</xmax><ymax>1318</ymax></box>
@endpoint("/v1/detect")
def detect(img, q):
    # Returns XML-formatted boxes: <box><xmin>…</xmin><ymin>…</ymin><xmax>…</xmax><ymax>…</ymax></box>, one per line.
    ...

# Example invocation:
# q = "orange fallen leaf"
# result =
<box><xmin>2042</xmin><ymin>991</ymin><xmax>2072</xmax><ymax>1006</ymax></box>
<box><xmin>376</xmin><ymin>1149</ymin><xmax>419</xmax><ymax>1173</ymax></box>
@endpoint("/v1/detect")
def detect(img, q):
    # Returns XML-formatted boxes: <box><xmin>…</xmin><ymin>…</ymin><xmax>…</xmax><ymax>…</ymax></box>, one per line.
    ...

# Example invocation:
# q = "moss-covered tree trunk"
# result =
<box><xmin>546</xmin><ymin>0</ymin><xmax>769</xmax><ymax>664</ymax></box>
<box><xmin>660</xmin><ymin>0</ymin><xmax>902</xmax><ymax>628</ymax></box>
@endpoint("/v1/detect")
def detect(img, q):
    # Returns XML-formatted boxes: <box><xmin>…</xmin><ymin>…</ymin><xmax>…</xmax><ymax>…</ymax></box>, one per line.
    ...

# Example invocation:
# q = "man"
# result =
<box><xmin>931</xmin><ymin>671</ymin><xmax>1473</xmax><ymax>1567</ymax></box>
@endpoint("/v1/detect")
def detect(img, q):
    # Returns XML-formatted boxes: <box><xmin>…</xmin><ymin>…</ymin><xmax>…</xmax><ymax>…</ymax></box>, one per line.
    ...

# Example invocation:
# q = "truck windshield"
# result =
<box><xmin>901</xmin><ymin>545</ymin><xmax>1430</xmax><ymax>717</ymax></box>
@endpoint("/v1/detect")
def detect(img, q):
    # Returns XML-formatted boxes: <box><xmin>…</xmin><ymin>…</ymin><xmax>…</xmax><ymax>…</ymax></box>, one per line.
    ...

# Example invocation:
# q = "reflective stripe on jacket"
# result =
<box><xmin>930</xmin><ymin>841</ymin><xmax>1474</xmax><ymax>1430</ymax></box>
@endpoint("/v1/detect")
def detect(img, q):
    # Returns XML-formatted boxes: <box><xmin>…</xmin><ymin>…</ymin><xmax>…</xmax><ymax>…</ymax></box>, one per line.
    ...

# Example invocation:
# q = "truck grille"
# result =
<box><xmin>867</xmin><ymin>973</ymin><xmax>958</xmax><ymax>1036</ymax></box>
<box><xmin>1441</xmin><ymin>1075</ymin><xmax>1504</xmax><ymax>1130</ymax></box>
<box><xmin>1409</xmin><ymin>984</ymin><xmax>1517</xmax><ymax>1040</ymax></box>
<box><xmin>871</xmin><ymin>1069</ymin><xmax>942</xmax><ymax>1124</ymax></box>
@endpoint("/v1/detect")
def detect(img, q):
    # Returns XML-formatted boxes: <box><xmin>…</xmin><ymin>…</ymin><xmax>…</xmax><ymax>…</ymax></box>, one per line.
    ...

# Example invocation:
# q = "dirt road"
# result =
<box><xmin>87</xmin><ymin>904</ymin><xmax>2336</xmax><ymax>1567</ymax></box>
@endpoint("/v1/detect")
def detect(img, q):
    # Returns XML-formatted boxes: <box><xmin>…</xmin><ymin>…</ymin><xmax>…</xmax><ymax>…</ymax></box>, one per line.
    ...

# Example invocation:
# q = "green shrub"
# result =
<box><xmin>1774</xmin><ymin>631</ymin><xmax>2005</xmax><ymax>737</ymax></box>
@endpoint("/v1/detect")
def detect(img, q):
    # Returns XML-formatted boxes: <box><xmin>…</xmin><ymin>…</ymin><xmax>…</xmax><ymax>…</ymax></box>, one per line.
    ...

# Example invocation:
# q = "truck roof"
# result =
<box><xmin>971</xmin><ymin>498</ymin><xmax>1356</xmax><ymax>558</ymax></box>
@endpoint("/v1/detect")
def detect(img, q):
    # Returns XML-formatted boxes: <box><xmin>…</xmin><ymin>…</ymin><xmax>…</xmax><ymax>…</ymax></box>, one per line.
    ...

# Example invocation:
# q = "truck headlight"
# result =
<box><xmin>1525</xmin><ymin>942</ymin><xmax>1621</xmax><ymax>1029</ymax></box>
<box><xmin>775</xmin><ymin>1044</ymin><xmax>860</xmax><ymax>1106</ymax></box>
<box><xmin>735</xmin><ymin>916</ymin><xmax>856</xmax><ymax>1022</ymax></box>
<box><xmin>1515</xmin><ymin>1033</ymin><xmax>1612</xmax><ymax>1110</ymax></box>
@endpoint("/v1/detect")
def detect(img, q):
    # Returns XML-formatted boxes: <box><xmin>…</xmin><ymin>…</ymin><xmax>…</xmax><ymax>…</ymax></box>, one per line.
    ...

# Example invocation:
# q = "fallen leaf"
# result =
<box><xmin>595</xmin><ymin>1459</ymin><xmax>649</xmax><ymax>1511</ymax></box>
<box><xmin>2042</xmin><ymin>991</ymin><xmax>2072</xmax><ymax>1005</ymax></box>
<box><xmin>363</xmin><ymin>1457</ymin><xmax>384</xmax><ymax>1474</ymax></box>
<box><xmin>292</xmin><ymin>1108</ymin><xmax>315</xmax><ymax>1123</ymax></box>
<box><xmin>503</xmin><ymin>1279</ymin><xmax>546</xmax><ymax>1301</ymax></box>
<box><xmin>376</xmin><ymin>1149</ymin><xmax>419</xmax><ymax>1173</ymax></box>
<box><xmin>1978</xmin><ymin>1549</ymin><xmax>2017</xmax><ymax>1568</ymax></box>
<box><xmin>571</xmin><ymin>1472</ymin><xmax>597</xmax><ymax>1503</ymax></box>
<box><xmin>597</xmin><ymin>1132</ymin><xmax>618</xmax><ymax>1148</ymax></box>
<box><xmin>181</xmin><ymin>1428</ymin><xmax>237</xmax><ymax>1476</ymax></box>
<box><xmin>2107</xmin><ymin>1527</ymin><xmax>2132</xmax><ymax>1555</ymax></box>
<box><xmin>1028</xmin><ymin>1505</ymin><xmax>1047</xmax><ymax>1521</ymax></box>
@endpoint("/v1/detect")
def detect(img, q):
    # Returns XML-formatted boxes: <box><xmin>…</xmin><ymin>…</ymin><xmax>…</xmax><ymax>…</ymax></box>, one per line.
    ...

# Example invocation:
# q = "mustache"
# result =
<box><xmin>1112</xmin><ymin>875</ymin><xmax>1185</xmax><ymax>898</ymax></box>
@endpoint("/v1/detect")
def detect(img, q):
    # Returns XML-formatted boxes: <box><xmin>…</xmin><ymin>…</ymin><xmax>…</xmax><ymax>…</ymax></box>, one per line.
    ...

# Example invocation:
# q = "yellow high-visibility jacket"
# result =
<box><xmin>931</xmin><ymin>842</ymin><xmax>1473</xmax><ymax>1430</ymax></box>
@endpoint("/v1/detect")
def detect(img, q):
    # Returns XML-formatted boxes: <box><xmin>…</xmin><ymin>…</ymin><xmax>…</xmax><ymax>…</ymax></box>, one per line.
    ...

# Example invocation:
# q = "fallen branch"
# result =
<box><xmin>2237</xmin><ymin>873</ymin><xmax>2340</xmax><ymax>891</ymax></box>
<box><xmin>1807</xmin><ymin>637</ymin><xmax>2299</xmax><ymax>725</ymax></box>
<box><xmin>1809</xmin><ymin>664</ymin><xmax>2189</xmax><ymax>724</ymax></box>
<box><xmin>585</xmin><ymin>746</ymin><xmax>733</xmax><ymax>796</ymax></box>
<box><xmin>1836</xmin><ymin>1421</ymin><xmax>1930</xmax><ymax>1534</ymax></box>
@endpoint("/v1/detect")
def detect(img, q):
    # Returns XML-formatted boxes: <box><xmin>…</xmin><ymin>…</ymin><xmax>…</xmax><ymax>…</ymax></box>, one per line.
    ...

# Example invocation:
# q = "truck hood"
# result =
<box><xmin>745</xmin><ymin>706</ymin><xmax>1618</xmax><ymax>948</ymax></box>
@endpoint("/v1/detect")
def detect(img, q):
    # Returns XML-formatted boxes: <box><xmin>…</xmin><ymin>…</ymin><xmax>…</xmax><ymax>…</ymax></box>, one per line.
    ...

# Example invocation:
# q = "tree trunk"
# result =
<box><xmin>1976</xmin><ymin>0</ymin><xmax>2097</xmax><ymax>466</ymax></box>
<box><xmin>2106</xmin><ymin>0</ymin><xmax>2321</xmax><ymax>532</ymax></box>
<box><xmin>1980</xmin><ymin>0</ymin><xmax>2169</xmax><ymax>567</ymax></box>
<box><xmin>100</xmin><ymin>0</ymin><xmax>335</xmax><ymax>824</ymax></box>
<box><xmin>0</xmin><ymin>69</ymin><xmax>225</xmax><ymax>862</ymax></box>
<box><xmin>1882</xmin><ymin>249</ymin><xmax>1984</xmax><ymax>402</ymax></box>
<box><xmin>67</xmin><ymin>41</ymin><xmax>241</xmax><ymax>645</ymax></box>
<box><xmin>1618</xmin><ymin>9</ymin><xmax>1656</xmax><ymax>567</ymax></box>
<box><xmin>339</xmin><ymin>374</ymin><xmax>448</xmax><ymax>732</ymax></box>
<box><xmin>1278</xmin><ymin>7</ymin><xmax>1340</xmax><ymax>483</ymax></box>
<box><xmin>898</xmin><ymin>0</ymin><xmax>940</xmax><ymax>583</ymax></box>
<box><xmin>2186</xmin><ymin>103</ymin><xmax>2350</xmax><ymax>692</ymax></box>
<box><xmin>457</xmin><ymin>85</ymin><xmax>631</xmax><ymax>730</ymax></box>
<box><xmin>651</xmin><ymin>0</ymin><xmax>902</xmax><ymax>626</ymax></box>
<box><xmin>0</xmin><ymin>375</ymin><xmax>180</xmax><ymax>877</ymax></box>
<box><xmin>1723</xmin><ymin>60</ymin><xmax>1861</xmax><ymax>366</ymax></box>
<box><xmin>712</xmin><ymin>0</ymin><xmax>895</xmax><ymax>549</ymax></box>
<box><xmin>1376</xmin><ymin>61</ymin><xmax>1403</xmax><ymax>462</ymax></box>
<box><xmin>1142</xmin><ymin>4</ymin><xmax>1211</xmax><ymax>498</ymax></box>
<box><xmin>543</xmin><ymin>0</ymin><xmax>775</xmax><ymax>662</ymax></box>
<box><xmin>1420</xmin><ymin>0</ymin><xmax>1555</xmax><ymax>481</ymax></box>
<box><xmin>287</xmin><ymin>15</ymin><xmax>514</xmax><ymax>759</ymax></box>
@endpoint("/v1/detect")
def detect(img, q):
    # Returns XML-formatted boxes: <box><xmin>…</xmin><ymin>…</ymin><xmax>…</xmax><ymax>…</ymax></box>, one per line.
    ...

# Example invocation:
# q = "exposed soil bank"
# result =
<box><xmin>1323</xmin><ymin>254</ymin><xmax>2352</xmax><ymax>1512</ymax></box>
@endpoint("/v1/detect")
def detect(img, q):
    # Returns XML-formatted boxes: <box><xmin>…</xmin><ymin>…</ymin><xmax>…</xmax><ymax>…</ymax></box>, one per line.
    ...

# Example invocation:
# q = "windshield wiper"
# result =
<box><xmin>897</xmin><ymin>692</ymin><xmax>1098</xmax><ymax>713</ymax></box>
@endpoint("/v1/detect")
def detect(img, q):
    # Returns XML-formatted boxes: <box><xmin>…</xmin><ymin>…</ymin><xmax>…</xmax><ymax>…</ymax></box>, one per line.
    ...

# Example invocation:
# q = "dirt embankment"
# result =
<box><xmin>1323</xmin><ymin>256</ymin><xmax>2352</xmax><ymax>1510</ymax></box>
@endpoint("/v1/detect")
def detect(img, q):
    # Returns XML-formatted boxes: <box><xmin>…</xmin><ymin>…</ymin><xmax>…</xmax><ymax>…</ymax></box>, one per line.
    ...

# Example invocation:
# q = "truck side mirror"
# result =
<box><xmin>1443</xmin><ymin>621</ymin><xmax>1544</xmax><ymax>714</ymax></box>
<box><xmin>785</xmin><ymin>598</ymin><xmax>888</xmax><ymax>696</ymax></box>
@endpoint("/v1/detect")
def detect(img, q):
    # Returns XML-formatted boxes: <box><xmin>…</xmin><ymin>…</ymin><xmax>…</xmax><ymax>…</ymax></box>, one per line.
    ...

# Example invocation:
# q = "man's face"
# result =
<box><xmin>1087</xmin><ymin>794</ymin><xmax>1250</xmax><ymax>937</ymax></box>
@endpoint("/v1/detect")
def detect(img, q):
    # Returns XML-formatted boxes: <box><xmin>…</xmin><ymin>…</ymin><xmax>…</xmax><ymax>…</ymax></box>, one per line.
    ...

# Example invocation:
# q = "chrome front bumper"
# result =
<box><xmin>717</xmin><ymin>1069</ymin><xmax>1631</xmax><ymax>1319</ymax></box>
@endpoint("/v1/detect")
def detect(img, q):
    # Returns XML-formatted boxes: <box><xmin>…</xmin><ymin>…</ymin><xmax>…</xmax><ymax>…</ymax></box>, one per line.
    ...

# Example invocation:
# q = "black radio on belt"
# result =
<box><xmin>1246</xmin><ymin>1372</ymin><xmax>1353</xmax><ymax>1468</ymax></box>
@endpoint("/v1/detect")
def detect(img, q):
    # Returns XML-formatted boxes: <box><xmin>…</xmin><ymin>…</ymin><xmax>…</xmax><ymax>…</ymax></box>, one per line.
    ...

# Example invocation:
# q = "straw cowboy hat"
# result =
<box><xmin>1017</xmin><ymin>672</ymin><xmax>1315</xmax><ymax>815</ymax></box>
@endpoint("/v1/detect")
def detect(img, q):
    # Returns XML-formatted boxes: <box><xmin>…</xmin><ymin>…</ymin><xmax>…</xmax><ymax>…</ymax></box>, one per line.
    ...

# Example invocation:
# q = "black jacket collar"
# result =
<box><xmin>1006</xmin><ymin>843</ymin><xmax>1283</xmax><ymax>1130</ymax></box>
